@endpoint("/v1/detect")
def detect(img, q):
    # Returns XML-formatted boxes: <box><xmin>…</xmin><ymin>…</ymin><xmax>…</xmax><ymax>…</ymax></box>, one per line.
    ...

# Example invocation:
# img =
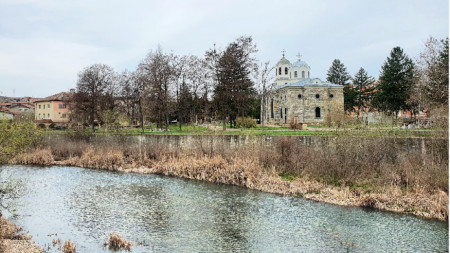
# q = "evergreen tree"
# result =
<box><xmin>206</xmin><ymin>36</ymin><xmax>258</xmax><ymax>129</ymax></box>
<box><xmin>352</xmin><ymin>67</ymin><xmax>375</xmax><ymax>117</ymax></box>
<box><xmin>326</xmin><ymin>59</ymin><xmax>351</xmax><ymax>85</ymax></box>
<box><xmin>373</xmin><ymin>47</ymin><xmax>414</xmax><ymax>116</ymax></box>
<box><xmin>327</xmin><ymin>59</ymin><xmax>354</xmax><ymax>112</ymax></box>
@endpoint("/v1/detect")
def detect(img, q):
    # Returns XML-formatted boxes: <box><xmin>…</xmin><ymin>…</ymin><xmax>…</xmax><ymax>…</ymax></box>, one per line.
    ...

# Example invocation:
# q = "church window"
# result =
<box><xmin>278</xmin><ymin>67</ymin><xmax>281</xmax><ymax>75</ymax></box>
<box><xmin>294</xmin><ymin>71</ymin><xmax>298</xmax><ymax>77</ymax></box>
<box><xmin>302</xmin><ymin>71</ymin><xmax>305</xmax><ymax>78</ymax></box>
<box><xmin>280</xmin><ymin>108</ymin><xmax>283</xmax><ymax>119</ymax></box>
<box><xmin>285</xmin><ymin>67</ymin><xmax>288</xmax><ymax>75</ymax></box>
<box><xmin>285</xmin><ymin>108</ymin><xmax>288</xmax><ymax>123</ymax></box>
<box><xmin>298</xmin><ymin>94</ymin><xmax>302</xmax><ymax>99</ymax></box>
<box><xmin>270</xmin><ymin>99</ymin><xmax>274</xmax><ymax>118</ymax></box>
<box><xmin>275</xmin><ymin>69</ymin><xmax>277</xmax><ymax>76</ymax></box>
<box><xmin>329</xmin><ymin>94</ymin><xmax>334</xmax><ymax>98</ymax></box>
<box><xmin>308</xmin><ymin>71</ymin><xmax>310</xmax><ymax>78</ymax></box>
<box><xmin>315</xmin><ymin>107</ymin><xmax>321</xmax><ymax>118</ymax></box>
<box><xmin>315</xmin><ymin>94</ymin><xmax>320</xmax><ymax>99</ymax></box>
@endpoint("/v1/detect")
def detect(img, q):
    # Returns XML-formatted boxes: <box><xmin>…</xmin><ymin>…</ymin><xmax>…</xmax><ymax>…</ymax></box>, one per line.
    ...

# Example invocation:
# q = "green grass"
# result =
<box><xmin>279</xmin><ymin>173</ymin><xmax>297</xmax><ymax>181</ymax></box>
<box><xmin>44</xmin><ymin>123</ymin><xmax>445</xmax><ymax>138</ymax></box>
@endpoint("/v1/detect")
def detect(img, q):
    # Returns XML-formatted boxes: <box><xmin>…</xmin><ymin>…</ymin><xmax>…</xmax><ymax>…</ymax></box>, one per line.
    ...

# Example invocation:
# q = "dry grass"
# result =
<box><xmin>62</xmin><ymin>240</ymin><xmax>76</xmax><ymax>253</ymax></box>
<box><xmin>11</xmin><ymin>148</ymin><xmax>54</xmax><ymax>166</ymax></box>
<box><xmin>0</xmin><ymin>213</ymin><xmax>42</xmax><ymax>253</ymax></box>
<box><xmin>104</xmin><ymin>232</ymin><xmax>134</xmax><ymax>251</ymax></box>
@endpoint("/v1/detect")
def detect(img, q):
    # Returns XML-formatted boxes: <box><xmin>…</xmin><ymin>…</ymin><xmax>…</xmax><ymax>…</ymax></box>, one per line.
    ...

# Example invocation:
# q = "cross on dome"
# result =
<box><xmin>281</xmin><ymin>49</ymin><xmax>286</xmax><ymax>57</ymax></box>
<box><xmin>296</xmin><ymin>53</ymin><xmax>302</xmax><ymax>60</ymax></box>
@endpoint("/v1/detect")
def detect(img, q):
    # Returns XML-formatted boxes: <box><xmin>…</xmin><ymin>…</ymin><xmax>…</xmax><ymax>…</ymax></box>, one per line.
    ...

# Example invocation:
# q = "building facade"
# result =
<box><xmin>262</xmin><ymin>53</ymin><xmax>344</xmax><ymax>125</ymax></box>
<box><xmin>34</xmin><ymin>92</ymin><xmax>71</xmax><ymax>124</ymax></box>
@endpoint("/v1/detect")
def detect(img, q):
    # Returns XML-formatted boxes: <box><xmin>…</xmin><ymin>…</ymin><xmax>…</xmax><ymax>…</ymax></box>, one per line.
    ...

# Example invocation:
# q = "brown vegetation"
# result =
<box><xmin>13</xmin><ymin>133</ymin><xmax>449</xmax><ymax>221</ymax></box>
<box><xmin>62</xmin><ymin>240</ymin><xmax>76</xmax><ymax>253</ymax></box>
<box><xmin>0</xmin><ymin>213</ymin><xmax>41</xmax><ymax>253</ymax></box>
<box><xmin>104</xmin><ymin>232</ymin><xmax>134</xmax><ymax>251</ymax></box>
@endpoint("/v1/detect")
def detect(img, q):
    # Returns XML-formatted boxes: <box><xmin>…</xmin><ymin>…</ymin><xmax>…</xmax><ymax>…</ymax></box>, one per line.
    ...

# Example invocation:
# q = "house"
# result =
<box><xmin>262</xmin><ymin>52</ymin><xmax>344</xmax><ymax>125</ymax></box>
<box><xmin>34</xmin><ymin>92</ymin><xmax>72</xmax><ymax>125</ymax></box>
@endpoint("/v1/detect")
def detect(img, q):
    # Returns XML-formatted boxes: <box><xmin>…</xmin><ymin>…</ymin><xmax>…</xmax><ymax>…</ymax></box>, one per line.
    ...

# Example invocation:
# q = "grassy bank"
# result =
<box><xmin>12</xmin><ymin>132</ymin><xmax>449</xmax><ymax>221</ymax></box>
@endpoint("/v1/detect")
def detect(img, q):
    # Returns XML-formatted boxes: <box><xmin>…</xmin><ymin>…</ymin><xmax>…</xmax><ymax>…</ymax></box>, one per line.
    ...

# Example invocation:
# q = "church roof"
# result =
<box><xmin>276</xmin><ymin>56</ymin><xmax>291</xmax><ymax>65</ymax></box>
<box><xmin>276</xmin><ymin>78</ymin><xmax>342</xmax><ymax>89</ymax></box>
<box><xmin>292</xmin><ymin>59</ymin><xmax>310</xmax><ymax>68</ymax></box>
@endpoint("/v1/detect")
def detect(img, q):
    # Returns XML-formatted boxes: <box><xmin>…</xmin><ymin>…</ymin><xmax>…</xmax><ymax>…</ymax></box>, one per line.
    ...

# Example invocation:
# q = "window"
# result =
<box><xmin>48</xmin><ymin>104</ymin><xmax>50</xmax><ymax>108</ymax></box>
<box><xmin>275</xmin><ymin>69</ymin><xmax>277</xmax><ymax>76</ymax></box>
<box><xmin>43</xmin><ymin>114</ymin><xmax>45</xmax><ymax>119</ymax></box>
<box><xmin>308</xmin><ymin>71</ymin><xmax>310</xmax><ymax>78</ymax></box>
<box><xmin>285</xmin><ymin>108</ymin><xmax>287</xmax><ymax>123</ymax></box>
<box><xmin>38</xmin><ymin>105</ymin><xmax>41</xmax><ymax>109</ymax></box>
<box><xmin>294</xmin><ymin>71</ymin><xmax>298</xmax><ymax>78</ymax></box>
<box><xmin>302</xmin><ymin>71</ymin><xmax>305</xmax><ymax>78</ymax></box>
<box><xmin>278</xmin><ymin>67</ymin><xmax>281</xmax><ymax>75</ymax></box>
<box><xmin>43</xmin><ymin>105</ymin><xmax>45</xmax><ymax>109</ymax></box>
<box><xmin>270</xmin><ymin>99</ymin><xmax>274</xmax><ymax>118</ymax></box>
<box><xmin>59</xmin><ymin>104</ymin><xmax>66</xmax><ymax>109</ymax></box>
<box><xmin>298</xmin><ymin>94</ymin><xmax>302</xmax><ymax>99</ymax></box>
<box><xmin>329</xmin><ymin>94</ymin><xmax>334</xmax><ymax>98</ymax></box>
<box><xmin>62</xmin><ymin>114</ymin><xmax>67</xmax><ymax>118</ymax></box>
<box><xmin>315</xmin><ymin>94</ymin><xmax>320</xmax><ymax>99</ymax></box>
<box><xmin>315</xmin><ymin>107</ymin><xmax>321</xmax><ymax>118</ymax></box>
<box><xmin>280</xmin><ymin>108</ymin><xmax>283</xmax><ymax>119</ymax></box>
<box><xmin>48</xmin><ymin>113</ymin><xmax>50</xmax><ymax>118</ymax></box>
<box><xmin>285</xmin><ymin>67</ymin><xmax>288</xmax><ymax>75</ymax></box>
<box><xmin>38</xmin><ymin>113</ymin><xmax>41</xmax><ymax>119</ymax></box>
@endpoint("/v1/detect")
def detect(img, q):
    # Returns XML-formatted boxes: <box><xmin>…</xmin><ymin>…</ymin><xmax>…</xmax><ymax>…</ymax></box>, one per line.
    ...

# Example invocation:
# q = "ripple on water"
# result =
<box><xmin>1</xmin><ymin>165</ymin><xmax>448</xmax><ymax>253</ymax></box>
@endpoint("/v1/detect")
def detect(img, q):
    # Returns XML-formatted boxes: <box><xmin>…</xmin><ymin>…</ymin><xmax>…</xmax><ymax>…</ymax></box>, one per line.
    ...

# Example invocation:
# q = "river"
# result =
<box><xmin>1</xmin><ymin>165</ymin><xmax>448</xmax><ymax>252</ymax></box>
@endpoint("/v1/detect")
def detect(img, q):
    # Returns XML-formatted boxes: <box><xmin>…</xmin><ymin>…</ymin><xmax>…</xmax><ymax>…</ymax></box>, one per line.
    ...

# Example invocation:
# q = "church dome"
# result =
<box><xmin>277</xmin><ymin>56</ymin><xmax>291</xmax><ymax>66</ymax></box>
<box><xmin>292</xmin><ymin>59</ymin><xmax>310</xmax><ymax>68</ymax></box>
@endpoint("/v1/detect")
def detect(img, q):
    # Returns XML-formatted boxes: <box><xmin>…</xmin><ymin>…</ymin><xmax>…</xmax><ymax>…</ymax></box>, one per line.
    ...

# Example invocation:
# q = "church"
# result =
<box><xmin>261</xmin><ymin>52</ymin><xmax>344</xmax><ymax>126</ymax></box>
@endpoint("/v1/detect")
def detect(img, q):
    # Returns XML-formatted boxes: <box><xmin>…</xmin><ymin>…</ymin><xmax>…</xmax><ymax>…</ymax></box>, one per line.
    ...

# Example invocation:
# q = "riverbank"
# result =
<box><xmin>11</xmin><ymin>133</ymin><xmax>448</xmax><ymax>221</ymax></box>
<box><xmin>0</xmin><ymin>213</ymin><xmax>41</xmax><ymax>253</ymax></box>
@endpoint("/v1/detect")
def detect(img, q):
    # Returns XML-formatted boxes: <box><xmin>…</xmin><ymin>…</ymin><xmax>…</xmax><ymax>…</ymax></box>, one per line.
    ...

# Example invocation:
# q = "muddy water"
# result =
<box><xmin>1</xmin><ymin>166</ymin><xmax>448</xmax><ymax>252</ymax></box>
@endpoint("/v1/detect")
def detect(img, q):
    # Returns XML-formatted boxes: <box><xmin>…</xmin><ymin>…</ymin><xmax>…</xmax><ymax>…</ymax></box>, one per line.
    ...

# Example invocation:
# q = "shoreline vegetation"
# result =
<box><xmin>11</xmin><ymin>131</ymin><xmax>449</xmax><ymax>222</ymax></box>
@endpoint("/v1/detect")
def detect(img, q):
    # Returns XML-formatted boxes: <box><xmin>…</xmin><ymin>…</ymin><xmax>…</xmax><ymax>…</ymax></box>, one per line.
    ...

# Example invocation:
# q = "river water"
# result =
<box><xmin>1</xmin><ymin>166</ymin><xmax>448</xmax><ymax>252</ymax></box>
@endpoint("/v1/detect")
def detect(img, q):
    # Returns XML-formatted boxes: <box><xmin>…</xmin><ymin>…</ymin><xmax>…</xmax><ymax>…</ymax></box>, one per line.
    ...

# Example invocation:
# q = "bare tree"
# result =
<box><xmin>73</xmin><ymin>64</ymin><xmax>117</xmax><ymax>132</ymax></box>
<box><xmin>254</xmin><ymin>61</ymin><xmax>274</xmax><ymax>131</ymax></box>
<box><xmin>140</xmin><ymin>47</ymin><xmax>175</xmax><ymax>131</ymax></box>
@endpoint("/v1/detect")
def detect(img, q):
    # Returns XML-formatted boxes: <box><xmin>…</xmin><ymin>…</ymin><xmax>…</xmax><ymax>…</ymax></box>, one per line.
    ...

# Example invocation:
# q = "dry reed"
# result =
<box><xmin>105</xmin><ymin>232</ymin><xmax>134</xmax><ymax>251</ymax></box>
<box><xmin>62</xmin><ymin>240</ymin><xmax>76</xmax><ymax>253</ymax></box>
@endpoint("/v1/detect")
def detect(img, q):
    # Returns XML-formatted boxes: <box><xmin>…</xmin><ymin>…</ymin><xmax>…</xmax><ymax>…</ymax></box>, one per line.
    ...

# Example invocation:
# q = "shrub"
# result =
<box><xmin>236</xmin><ymin>117</ymin><xmax>256</xmax><ymax>128</ymax></box>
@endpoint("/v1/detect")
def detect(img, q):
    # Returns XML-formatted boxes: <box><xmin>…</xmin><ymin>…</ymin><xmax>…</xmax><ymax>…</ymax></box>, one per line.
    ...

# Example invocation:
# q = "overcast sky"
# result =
<box><xmin>0</xmin><ymin>0</ymin><xmax>448</xmax><ymax>98</ymax></box>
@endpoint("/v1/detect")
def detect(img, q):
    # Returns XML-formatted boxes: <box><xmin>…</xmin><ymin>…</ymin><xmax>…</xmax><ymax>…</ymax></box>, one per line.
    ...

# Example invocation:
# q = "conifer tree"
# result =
<box><xmin>352</xmin><ymin>67</ymin><xmax>375</xmax><ymax>117</ymax></box>
<box><xmin>326</xmin><ymin>59</ymin><xmax>351</xmax><ymax>85</ymax></box>
<box><xmin>373</xmin><ymin>47</ymin><xmax>414</xmax><ymax>116</ymax></box>
<box><xmin>326</xmin><ymin>59</ymin><xmax>354</xmax><ymax>112</ymax></box>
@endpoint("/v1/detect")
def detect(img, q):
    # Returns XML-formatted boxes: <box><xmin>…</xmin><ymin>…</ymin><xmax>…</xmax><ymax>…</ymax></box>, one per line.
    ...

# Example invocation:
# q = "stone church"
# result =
<box><xmin>261</xmin><ymin>52</ymin><xmax>344</xmax><ymax>125</ymax></box>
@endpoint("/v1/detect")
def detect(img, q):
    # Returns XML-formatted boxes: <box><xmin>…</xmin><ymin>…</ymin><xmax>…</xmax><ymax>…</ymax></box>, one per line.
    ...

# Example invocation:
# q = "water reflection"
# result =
<box><xmin>2</xmin><ymin>166</ymin><xmax>448</xmax><ymax>253</ymax></box>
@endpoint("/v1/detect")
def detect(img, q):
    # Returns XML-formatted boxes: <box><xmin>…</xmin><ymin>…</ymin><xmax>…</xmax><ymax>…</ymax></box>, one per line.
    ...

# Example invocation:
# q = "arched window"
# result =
<box><xmin>329</xmin><ymin>94</ymin><xmax>334</xmax><ymax>98</ymax></box>
<box><xmin>294</xmin><ymin>71</ymin><xmax>298</xmax><ymax>78</ymax></box>
<box><xmin>275</xmin><ymin>69</ymin><xmax>277</xmax><ymax>76</ymax></box>
<box><xmin>315</xmin><ymin>94</ymin><xmax>320</xmax><ymax>99</ymax></box>
<box><xmin>271</xmin><ymin>99</ymin><xmax>274</xmax><ymax>118</ymax></box>
<box><xmin>308</xmin><ymin>71</ymin><xmax>310</xmax><ymax>78</ymax></box>
<box><xmin>285</xmin><ymin>67</ymin><xmax>288</xmax><ymax>75</ymax></box>
<box><xmin>315</xmin><ymin>107</ymin><xmax>321</xmax><ymax>118</ymax></box>
<box><xmin>302</xmin><ymin>71</ymin><xmax>305</xmax><ymax>78</ymax></box>
<box><xmin>298</xmin><ymin>94</ymin><xmax>302</xmax><ymax>99</ymax></box>
<box><xmin>278</xmin><ymin>67</ymin><xmax>281</xmax><ymax>75</ymax></box>
<box><xmin>280</xmin><ymin>108</ymin><xmax>283</xmax><ymax>119</ymax></box>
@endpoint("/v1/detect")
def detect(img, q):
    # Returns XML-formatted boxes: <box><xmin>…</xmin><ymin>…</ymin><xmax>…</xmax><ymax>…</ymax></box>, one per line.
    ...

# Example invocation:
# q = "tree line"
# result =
<box><xmin>326</xmin><ymin>37</ymin><xmax>448</xmax><ymax>126</ymax></box>
<box><xmin>71</xmin><ymin>36</ymin><xmax>263</xmax><ymax>131</ymax></box>
<box><xmin>71</xmin><ymin>36</ymin><xmax>448</xmax><ymax>131</ymax></box>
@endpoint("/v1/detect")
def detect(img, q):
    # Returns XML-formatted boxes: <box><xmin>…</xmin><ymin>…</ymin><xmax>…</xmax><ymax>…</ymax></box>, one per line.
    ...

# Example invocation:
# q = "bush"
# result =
<box><xmin>236</xmin><ymin>117</ymin><xmax>256</xmax><ymax>128</ymax></box>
